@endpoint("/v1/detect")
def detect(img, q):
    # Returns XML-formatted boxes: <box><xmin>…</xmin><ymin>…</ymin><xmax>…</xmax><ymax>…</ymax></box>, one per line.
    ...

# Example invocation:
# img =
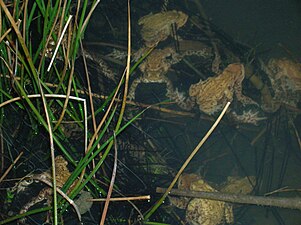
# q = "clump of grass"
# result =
<box><xmin>0</xmin><ymin>0</ymin><xmax>140</xmax><ymax>224</ymax></box>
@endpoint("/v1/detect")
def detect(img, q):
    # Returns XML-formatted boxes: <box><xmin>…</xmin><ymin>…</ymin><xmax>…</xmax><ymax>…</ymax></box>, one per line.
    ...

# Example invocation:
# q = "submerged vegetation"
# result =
<box><xmin>0</xmin><ymin>0</ymin><xmax>301</xmax><ymax>225</ymax></box>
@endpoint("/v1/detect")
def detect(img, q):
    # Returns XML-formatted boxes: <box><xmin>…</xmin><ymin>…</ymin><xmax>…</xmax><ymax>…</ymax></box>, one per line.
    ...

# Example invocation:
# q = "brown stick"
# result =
<box><xmin>0</xmin><ymin>152</ymin><xmax>23</xmax><ymax>183</ymax></box>
<box><xmin>156</xmin><ymin>187</ymin><xmax>301</xmax><ymax>210</ymax></box>
<box><xmin>99</xmin><ymin>132</ymin><xmax>118</xmax><ymax>225</ymax></box>
<box><xmin>87</xmin><ymin>195</ymin><xmax>150</xmax><ymax>202</ymax></box>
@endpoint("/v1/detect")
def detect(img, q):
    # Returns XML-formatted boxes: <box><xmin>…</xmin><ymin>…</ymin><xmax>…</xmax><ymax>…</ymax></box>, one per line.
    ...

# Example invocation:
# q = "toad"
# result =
<box><xmin>19</xmin><ymin>156</ymin><xmax>75</xmax><ymax>216</ymax></box>
<box><xmin>189</xmin><ymin>63</ymin><xmax>257</xmax><ymax>115</ymax></box>
<box><xmin>220</xmin><ymin>176</ymin><xmax>256</xmax><ymax>195</ymax></box>
<box><xmin>261</xmin><ymin>58</ymin><xmax>301</xmax><ymax>112</ymax></box>
<box><xmin>128</xmin><ymin>47</ymin><xmax>195</xmax><ymax>109</ymax></box>
<box><xmin>169</xmin><ymin>173</ymin><xmax>234</xmax><ymax>225</ymax></box>
<box><xmin>128</xmin><ymin>47</ymin><xmax>180</xmax><ymax>100</ymax></box>
<box><xmin>138</xmin><ymin>10</ymin><xmax>188</xmax><ymax>47</ymax></box>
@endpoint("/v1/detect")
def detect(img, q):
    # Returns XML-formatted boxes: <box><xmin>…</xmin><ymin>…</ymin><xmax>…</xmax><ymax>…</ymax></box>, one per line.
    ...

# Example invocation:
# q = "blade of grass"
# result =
<box><xmin>0</xmin><ymin>206</ymin><xmax>51</xmax><ymax>225</ymax></box>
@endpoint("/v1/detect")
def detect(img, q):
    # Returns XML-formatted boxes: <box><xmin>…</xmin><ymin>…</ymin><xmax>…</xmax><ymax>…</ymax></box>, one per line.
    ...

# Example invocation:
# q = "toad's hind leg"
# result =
<box><xmin>20</xmin><ymin>187</ymin><xmax>52</xmax><ymax>215</ymax></box>
<box><xmin>164</xmin><ymin>78</ymin><xmax>175</xmax><ymax>98</ymax></box>
<box><xmin>128</xmin><ymin>77</ymin><xmax>144</xmax><ymax>100</ymax></box>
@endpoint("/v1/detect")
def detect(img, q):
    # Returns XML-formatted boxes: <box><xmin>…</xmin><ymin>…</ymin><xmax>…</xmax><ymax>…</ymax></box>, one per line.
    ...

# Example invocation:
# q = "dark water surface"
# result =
<box><xmin>203</xmin><ymin>0</ymin><xmax>301</xmax><ymax>58</ymax></box>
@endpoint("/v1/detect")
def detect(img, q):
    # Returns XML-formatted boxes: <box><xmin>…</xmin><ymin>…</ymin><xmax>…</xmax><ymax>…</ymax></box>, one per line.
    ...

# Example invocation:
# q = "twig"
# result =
<box><xmin>264</xmin><ymin>186</ymin><xmax>289</xmax><ymax>196</ymax></box>
<box><xmin>0</xmin><ymin>152</ymin><xmax>23</xmax><ymax>183</ymax></box>
<box><xmin>251</xmin><ymin>127</ymin><xmax>266</xmax><ymax>146</ymax></box>
<box><xmin>156</xmin><ymin>187</ymin><xmax>301</xmax><ymax>210</ymax></box>
<box><xmin>95</xmin><ymin>177</ymin><xmax>146</xmax><ymax>220</ymax></box>
<box><xmin>84</xmin><ymin>41</ymin><xmax>127</xmax><ymax>50</ymax></box>
<box><xmin>291</xmin><ymin>121</ymin><xmax>301</xmax><ymax>152</ymax></box>
<box><xmin>99</xmin><ymin>132</ymin><xmax>118</xmax><ymax>225</ymax></box>
<box><xmin>88</xmin><ymin>195</ymin><xmax>150</xmax><ymax>202</ymax></box>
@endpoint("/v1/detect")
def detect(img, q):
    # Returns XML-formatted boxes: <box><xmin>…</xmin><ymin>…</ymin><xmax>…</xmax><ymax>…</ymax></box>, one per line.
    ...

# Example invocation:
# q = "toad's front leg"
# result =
<box><xmin>234</xmin><ymin>84</ymin><xmax>258</xmax><ymax>106</ymax></box>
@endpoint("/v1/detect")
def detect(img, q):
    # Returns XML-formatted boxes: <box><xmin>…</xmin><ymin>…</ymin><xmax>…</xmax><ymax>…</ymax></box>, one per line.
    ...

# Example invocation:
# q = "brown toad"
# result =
<box><xmin>19</xmin><ymin>155</ymin><xmax>74</xmax><ymax>216</ymax></box>
<box><xmin>138</xmin><ymin>10</ymin><xmax>188</xmax><ymax>47</ymax></box>
<box><xmin>128</xmin><ymin>47</ymin><xmax>181</xmax><ymax>100</ymax></box>
<box><xmin>220</xmin><ymin>176</ymin><xmax>256</xmax><ymax>195</ymax></box>
<box><xmin>261</xmin><ymin>58</ymin><xmax>301</xmax><ymax>112</ymax></box>
<box><xmin>189</xmin><ymin>63</ymin><xmax>257</xmax><ymax>115</ymax></box>
<box><xmin>170</xmin><ymin>173</ymin><xmax>234</xmax><ymax>225</ymax></box>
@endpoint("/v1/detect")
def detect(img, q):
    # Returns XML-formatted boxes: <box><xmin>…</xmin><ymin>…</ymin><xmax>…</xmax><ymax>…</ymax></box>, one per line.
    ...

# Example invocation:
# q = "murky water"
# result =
<box><xmin>1</xmin><ymin>1</ymin><xmax>300</xmax><ymax>224</ymax></box>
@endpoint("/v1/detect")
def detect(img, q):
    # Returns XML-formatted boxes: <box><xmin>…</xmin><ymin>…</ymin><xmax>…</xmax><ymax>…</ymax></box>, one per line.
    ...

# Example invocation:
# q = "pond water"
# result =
<box><xmin>1</xmin><ymin>0</ymin><xmax>300</xmax><ymax>225</ymax></box>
